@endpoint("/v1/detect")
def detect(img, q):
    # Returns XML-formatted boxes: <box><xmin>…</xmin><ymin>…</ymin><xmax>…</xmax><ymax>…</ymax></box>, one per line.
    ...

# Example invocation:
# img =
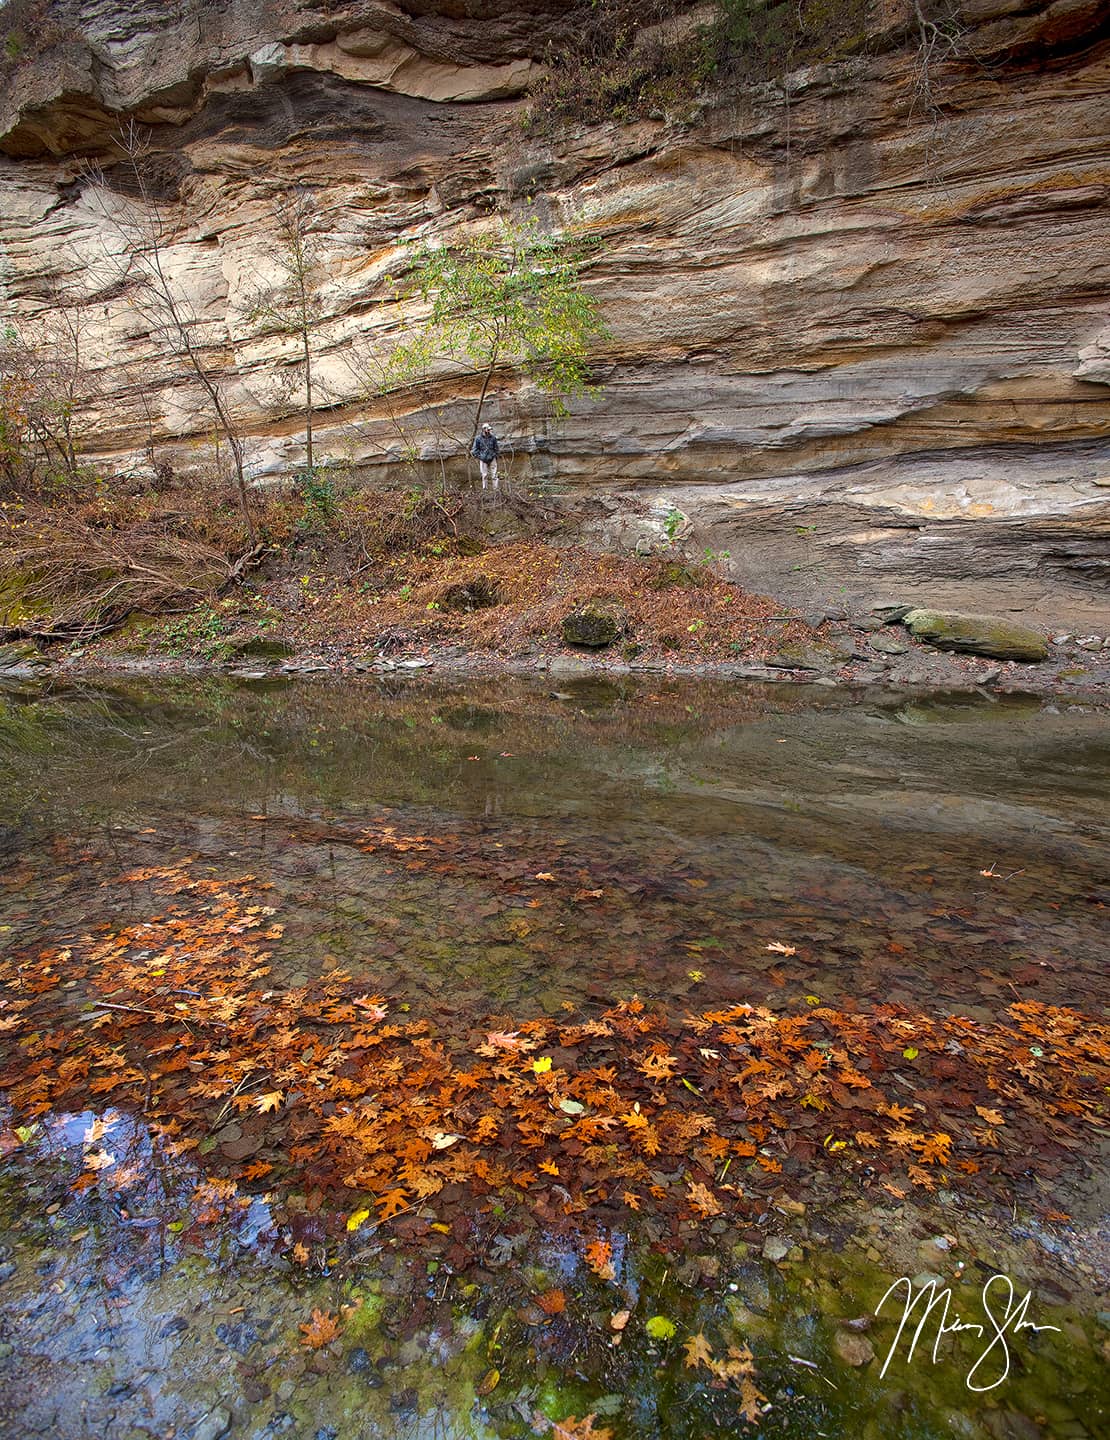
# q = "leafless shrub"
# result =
<box><xmin>0</xmin><ymin>503</ymin><xmax>249</xmax><ymax>643</ymax></box>
<box><xmin>0</xmin><ymin>299</ymin><xmax>100</xmax><ymax>496</ymax></box>
<box><xmin>82</xmin><ymin>123</ymin><xmax>257</xmax><ymax>543</ymax></box>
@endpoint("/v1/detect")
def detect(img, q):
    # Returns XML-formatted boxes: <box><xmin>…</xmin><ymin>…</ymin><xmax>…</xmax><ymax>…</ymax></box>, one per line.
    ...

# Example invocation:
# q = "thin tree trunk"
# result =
<box><xmin>302</xmin><ymin>321</ymin><xmax>314</xmax><ymax>475</ymax></box>
<box><xmin>178</xmin><ymin>329</ymin><xmax>255</xmax><ymax>545</ymax></box>
<box><xmin>108</xmin><ymin>125</ymin><xmax>257</xmax><ymax>545</ymax></box>
<box><xmin>470</xmin><ymin>352</ymin><xmax>499</xmax><ymax>449</ymax></box>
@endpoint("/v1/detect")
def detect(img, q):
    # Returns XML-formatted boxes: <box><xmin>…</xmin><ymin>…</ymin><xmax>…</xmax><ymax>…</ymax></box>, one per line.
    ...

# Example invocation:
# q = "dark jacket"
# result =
<box><xmin>472</xmin><ymin>430</ymin><xmax>499</xmax><ymax>462</ymax></box>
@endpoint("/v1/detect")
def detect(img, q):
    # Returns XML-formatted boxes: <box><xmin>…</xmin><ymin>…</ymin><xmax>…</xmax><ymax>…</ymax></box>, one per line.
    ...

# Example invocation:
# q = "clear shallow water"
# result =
<box><xmin>2</xmin><ymin>675</ymin><xmax>1108</xmax><ymax>1020</ymax></box>
<box><xmin>1</xmin><ymin>674</ymin><xmax>1108</xmax><ymax>1440</ymax></box>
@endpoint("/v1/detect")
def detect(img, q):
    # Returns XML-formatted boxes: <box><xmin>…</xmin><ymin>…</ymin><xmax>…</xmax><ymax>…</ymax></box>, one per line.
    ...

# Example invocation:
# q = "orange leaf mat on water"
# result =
<box><xmin>1</xmin><ymin>858</ymin><xmax>1107</xmax><ymax>1247</ymax></box>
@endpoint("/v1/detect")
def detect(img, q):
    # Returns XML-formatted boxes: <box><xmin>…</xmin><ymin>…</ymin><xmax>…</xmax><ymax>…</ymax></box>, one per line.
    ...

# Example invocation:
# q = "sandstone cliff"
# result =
<box><xmin>1</xmin><ymin>0</ymin><xmax>1109</xmax><ymax>622</ymax></box>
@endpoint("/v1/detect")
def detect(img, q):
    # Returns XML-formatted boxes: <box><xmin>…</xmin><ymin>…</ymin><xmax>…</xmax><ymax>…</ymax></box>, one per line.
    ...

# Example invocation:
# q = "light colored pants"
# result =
<box><xmin>479</xmin><ymin>458</ymin><xmax>498</xmax><ymax>487</ymax></box>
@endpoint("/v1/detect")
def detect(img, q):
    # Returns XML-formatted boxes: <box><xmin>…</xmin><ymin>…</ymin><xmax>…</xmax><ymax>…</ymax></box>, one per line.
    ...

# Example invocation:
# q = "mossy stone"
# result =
<box><xmin>437</xmin><ymin>576</ymin><xmax>501</xmax><ymax>613</ymax></box>
<box><xmin>651</xmin><ymin>562</ymin><xmax>699</xmax><ymax>591</ymax></box>
<box><xmin>561</xmin><ymin>600</ymin><xmax>627</xmax><ymax>649</ymax></box>
<box><xmin>0</xmin><ymin>641</ymin><xmax>46</xmax><ymax>669</ymax></box>
<box><xmin>902</xmin><ymin>610</ymin><xmax>1048</xmax><ymax>663</ymax></box>
<box><xmin>765</xmin><ymin>641</ymin><xmax>841</xmax><ymax>672</ymax></box>
<box><xmin>227</xmin><ymin>634</ymin><xmax>295</xmax><ymax>661</ymax></box>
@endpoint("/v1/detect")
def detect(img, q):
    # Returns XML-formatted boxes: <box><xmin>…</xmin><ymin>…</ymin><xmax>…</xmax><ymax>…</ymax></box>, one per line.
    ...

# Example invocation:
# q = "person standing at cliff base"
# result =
<box><xmin>472</xmin><ymin>423</ymin><xmax>500</xmax><ymax>490</ymax></box>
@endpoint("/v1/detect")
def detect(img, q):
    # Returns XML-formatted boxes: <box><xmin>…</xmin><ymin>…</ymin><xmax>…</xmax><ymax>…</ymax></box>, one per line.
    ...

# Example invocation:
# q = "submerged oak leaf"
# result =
<box><xmin>477</xmin><ymin>1030</ymin><xmax>537</xmax><ymax>1057</ymax></box>
<box><xmin>683</xmin><ymin>1332</ymin><xmax>714</xmax><ymax>1369</ymax></box>
<box><xmin>549</xmin><ymin>1415</ymin><xmax>612</xmax><ymax>1440</ymax></box>
<box><xmin>918</xmin><ymin>1132</ymin><xmax>952</xmax><ymax>1165</ymax></box>
<box><xmin>686</xmin><ymin>1181</ymin><xmax>722</xmax><ymax>1218</ymax></box>
<box><xmin>299</xmin><ymin>1307</ymin><xmax>341</xmax><ymax>1349</ymax></box>
<box><xmin>637</xmin><ymin>1051</ymin><xmax>678</xmax><ymax>1081</ymax></box>
<box><xmin>583</xmin><ymin>1237</ymin><xmax>616</xmax><ymax>1281</ymax></box>
<box><xmin>376</xmin><ymin>1187</ymin><xmax>409</xmax><ymax>1219</ymax></box>
<box><xmin>738</xmin><ymin>1375</ymin><xmax>766</xmax><ymax>1425</ymax></box>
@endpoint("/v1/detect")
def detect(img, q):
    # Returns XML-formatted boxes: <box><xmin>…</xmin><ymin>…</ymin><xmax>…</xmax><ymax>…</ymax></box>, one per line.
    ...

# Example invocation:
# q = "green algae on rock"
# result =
<box><xmin>902</xmin><ymin>610</ymin><xmax>1049</xmax><ymax>663</ymax></box>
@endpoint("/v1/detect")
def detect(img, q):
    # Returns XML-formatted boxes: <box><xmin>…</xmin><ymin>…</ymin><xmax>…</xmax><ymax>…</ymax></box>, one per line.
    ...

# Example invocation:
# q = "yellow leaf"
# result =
<box><xmin>346</xmin><ymin>1207</ymin><xmax>371</xmax><ymax>1232</ymax></box>
<box><xmin>532</xmin><ymin>1056</ymin><xmax>553</xmax><ymax>1074</ymax></box>
<box><xmin>739</xmin><ymin>1375</ymin><xmax>766</xmax><ymax>1425</ymax></box>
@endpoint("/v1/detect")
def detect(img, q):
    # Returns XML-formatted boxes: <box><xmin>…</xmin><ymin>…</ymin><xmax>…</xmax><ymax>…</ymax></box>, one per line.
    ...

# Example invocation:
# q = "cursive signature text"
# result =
<box><xmin>875</xmin><ymin>1273</ymin><xmax>1061</xmax><ymax>1391</ymax></box>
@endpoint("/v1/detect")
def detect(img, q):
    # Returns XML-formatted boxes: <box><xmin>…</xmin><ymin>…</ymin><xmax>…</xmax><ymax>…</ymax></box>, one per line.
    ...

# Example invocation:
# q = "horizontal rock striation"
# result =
<box><xmin>1</xmin><ymin>0</ymin><xmax>1109</xmax><ymax>623</ymax></box>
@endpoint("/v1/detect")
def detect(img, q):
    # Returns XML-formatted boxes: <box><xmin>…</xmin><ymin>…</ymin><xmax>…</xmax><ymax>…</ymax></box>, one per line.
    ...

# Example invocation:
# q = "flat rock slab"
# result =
<box><xmin>765</xmin><ymin>642</ymin><xmax>844</xmax><ymax>672</ymax></box>
<box><xmin>902</xmin><ymin>610</ymin><xmax>1048</xmax><ymax>663</ymax></box>
<box><xmin>0</xmin><ymin>641</ymin><xmax>47</xmax><ymax>670</ymax></box>
<box><xmin>227</xmin><ymin>635</ymin><xmax>295</xmax><ymax>660</ymax></box>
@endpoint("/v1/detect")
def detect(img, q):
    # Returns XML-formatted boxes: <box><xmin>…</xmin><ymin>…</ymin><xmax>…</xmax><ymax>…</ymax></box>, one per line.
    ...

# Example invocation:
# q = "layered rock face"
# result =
<box><xmin>1</xmin><ymin>0</ymin><xmax>1109</xmax><ymax>622</ymax></box>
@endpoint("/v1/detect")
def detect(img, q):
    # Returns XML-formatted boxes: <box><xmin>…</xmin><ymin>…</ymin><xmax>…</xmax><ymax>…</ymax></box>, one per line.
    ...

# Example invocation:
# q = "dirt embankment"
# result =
<box><xmin>3</xmin><ymin>485</ymin><xmax>1108</xmax><ymax>696</ymax></box>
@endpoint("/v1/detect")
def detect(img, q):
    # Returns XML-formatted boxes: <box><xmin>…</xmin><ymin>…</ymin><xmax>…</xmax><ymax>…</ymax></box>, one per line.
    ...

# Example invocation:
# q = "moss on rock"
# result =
<box><xmin>902</xmin><ymin>610</ymin><xmax>1048</xmax><ymax>663</ymax></box>
<box><xmin>561</xmin><ymin>599</ymin><xmax>627</xmax><ymax>649</ymax></box>
<box><xmin>227</xmin><ymin>634</ymin><xmax>296</xmax><ymax>661</ymax></box>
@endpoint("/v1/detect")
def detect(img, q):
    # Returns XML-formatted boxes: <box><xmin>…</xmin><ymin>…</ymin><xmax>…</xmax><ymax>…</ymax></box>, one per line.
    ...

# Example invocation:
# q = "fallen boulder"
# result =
<box><xmin>901</xmin><ymin>610</ymin><xmax>1048</xmax><ymax>663</ymax></box>
<box><xmin>561</xmin><ymin>600</ymin><xmax>627</xmax><ymax>649</ymax></box>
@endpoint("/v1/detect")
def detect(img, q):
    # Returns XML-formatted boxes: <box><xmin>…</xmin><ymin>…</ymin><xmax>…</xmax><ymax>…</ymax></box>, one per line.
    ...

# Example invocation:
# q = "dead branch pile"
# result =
<box><xmin>1</xmin><ymin>505</ymin><xmax>257</xmax><ymax>643</ymax></box>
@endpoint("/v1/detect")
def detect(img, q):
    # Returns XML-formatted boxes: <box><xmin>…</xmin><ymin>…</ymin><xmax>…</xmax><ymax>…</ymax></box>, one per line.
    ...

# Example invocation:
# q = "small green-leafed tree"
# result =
<box><xmin>246</xmin><ymin>188</ymin><xmax>327</xmax><ymax>478</ymax></box>
<box><xmin>389</xmin><ymin>219</ymin><xmax>609</xmax><ymax>458</ymax></box>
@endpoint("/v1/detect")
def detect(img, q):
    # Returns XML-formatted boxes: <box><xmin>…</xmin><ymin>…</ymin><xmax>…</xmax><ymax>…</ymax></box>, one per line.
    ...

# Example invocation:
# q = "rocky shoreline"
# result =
<box><xmin>4</xmin><ymin>629</ymin><xmax>1109</xmax><ymax>703</ymax></box>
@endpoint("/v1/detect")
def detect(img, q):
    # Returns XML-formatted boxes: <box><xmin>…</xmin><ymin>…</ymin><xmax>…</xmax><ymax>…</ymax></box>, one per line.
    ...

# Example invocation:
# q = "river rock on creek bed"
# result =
<box><xmin>901</xmin><ymin>609</ymin><xmax>1049</xmax><ymax>662</ymax></box>
<box><xmin>226</xmin><ymin>634</ymin><xmax>296</xmax><ymax>661</ymax></box>
<box><xmin>561</xmin><ymin>599</ymin><xmax>627</xmax><ymax>648</ymax></box>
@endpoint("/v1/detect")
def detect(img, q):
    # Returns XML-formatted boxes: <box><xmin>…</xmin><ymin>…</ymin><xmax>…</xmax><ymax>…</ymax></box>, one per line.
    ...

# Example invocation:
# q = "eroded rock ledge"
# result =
<box><xmin>1</xmin><ymin>0</ymin><xmax>1109</xmax><ymax>624</ymax></box>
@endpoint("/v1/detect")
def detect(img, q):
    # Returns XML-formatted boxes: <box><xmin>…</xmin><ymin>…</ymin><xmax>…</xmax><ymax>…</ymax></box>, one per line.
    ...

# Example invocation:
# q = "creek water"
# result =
<box><xmin>0</xmin><ymin>674</ymin><xmax>1107</xmax><ymax>1440</ymax></box>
